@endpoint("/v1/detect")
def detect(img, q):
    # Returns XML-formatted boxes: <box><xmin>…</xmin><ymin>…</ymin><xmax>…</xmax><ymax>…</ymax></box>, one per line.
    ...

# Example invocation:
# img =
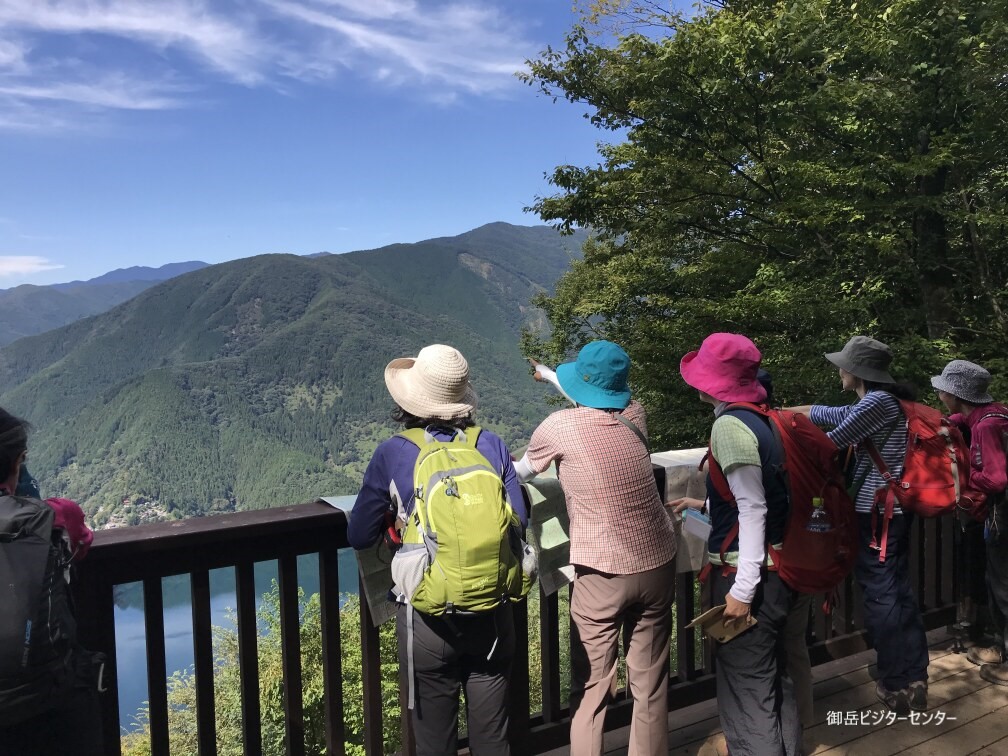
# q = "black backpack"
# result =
<box><xmin>0</xmin><ymin>495</ymin><xmax>78</xmax><ymax>725</ymax></box>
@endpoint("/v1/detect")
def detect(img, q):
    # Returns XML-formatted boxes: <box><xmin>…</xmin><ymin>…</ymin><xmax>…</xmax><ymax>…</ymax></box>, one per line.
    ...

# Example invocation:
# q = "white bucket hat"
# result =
<box><xmin>384</xmin><ymin>344</ymin><xmax>478</xmax><ymax>421</ymax></box>
<box><xmin>931</xmin><ymin>359</ymin><xmax>994</xmax><ymax>405</ymax></box>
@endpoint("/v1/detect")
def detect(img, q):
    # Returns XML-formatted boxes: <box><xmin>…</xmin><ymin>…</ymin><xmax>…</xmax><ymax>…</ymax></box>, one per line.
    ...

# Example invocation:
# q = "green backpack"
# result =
<box><xmin>390</xmin><ymin>426</ymin><xmax>536</xmax><ymax>616</ymax></box>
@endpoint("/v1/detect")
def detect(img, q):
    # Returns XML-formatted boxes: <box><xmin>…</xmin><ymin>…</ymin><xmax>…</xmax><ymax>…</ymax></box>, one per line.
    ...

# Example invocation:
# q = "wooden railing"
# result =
<box><xmin>74</xmin><ymin>486</ymin><xmax>958</xmax><ymax>756</ymax></box>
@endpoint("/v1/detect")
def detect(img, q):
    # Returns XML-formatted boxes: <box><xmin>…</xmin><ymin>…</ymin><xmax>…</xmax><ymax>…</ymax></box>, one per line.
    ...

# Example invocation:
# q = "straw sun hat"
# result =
<box><xmin>384</xmin><ymin>344</ymin><xmax>478</xmax><ymax>421</ymax></box>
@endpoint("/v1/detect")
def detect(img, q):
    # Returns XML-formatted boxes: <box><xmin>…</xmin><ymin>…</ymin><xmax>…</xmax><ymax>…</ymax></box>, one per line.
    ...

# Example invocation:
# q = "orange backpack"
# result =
<box><xmin>862</xmin><ymin>400</ymin><xmax>969</xmax><ymax>561</ymax></box>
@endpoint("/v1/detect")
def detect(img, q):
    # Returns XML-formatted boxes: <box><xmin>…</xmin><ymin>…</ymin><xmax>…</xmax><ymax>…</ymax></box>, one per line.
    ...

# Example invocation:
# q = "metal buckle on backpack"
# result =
<box><xmin>444</xmin><ymin>477</ymin><xmax>459</xmax><ymax>498</ymax></box>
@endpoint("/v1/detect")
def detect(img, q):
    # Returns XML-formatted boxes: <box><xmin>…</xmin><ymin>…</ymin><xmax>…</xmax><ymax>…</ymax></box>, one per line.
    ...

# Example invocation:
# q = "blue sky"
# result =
<box><xmin>0</xmin><ymin>0</ymin><xmax>619</xmax><ymax>287</ymax></box>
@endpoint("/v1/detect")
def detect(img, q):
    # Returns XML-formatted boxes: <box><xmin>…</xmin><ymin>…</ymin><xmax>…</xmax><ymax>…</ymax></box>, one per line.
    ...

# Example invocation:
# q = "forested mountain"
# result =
<box><xmin>0</xmin><ymin>261</ymin><xmax>209</xmax><ymax>347</ymax></box>
<box><xmin>0</xmin><ymin>224</ymin><xmax>583</xmax><ymax>527</ymax></box>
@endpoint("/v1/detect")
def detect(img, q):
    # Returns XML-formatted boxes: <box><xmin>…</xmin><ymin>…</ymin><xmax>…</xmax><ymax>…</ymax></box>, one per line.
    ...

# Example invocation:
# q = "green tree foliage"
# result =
<box><xmin>522</xmin><ymin>0</ymin><xmax>1008</xmax><ymax>448</ymax></box>
<box><xmin>120</xmin><ymin>588</ymin><xmax>401</xmax><ymax>756</ymax></box>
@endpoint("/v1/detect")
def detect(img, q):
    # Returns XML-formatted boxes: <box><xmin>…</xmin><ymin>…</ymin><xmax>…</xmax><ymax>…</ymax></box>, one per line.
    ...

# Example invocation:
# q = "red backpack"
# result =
<box><xmin>862</xmin><ymin>400</ymin><xmax>969</xmax><ymax>561</ymax></box>
<box><xmin>708</xmin><ymin>404</ymin><xmax>858</xmax><ymax>598</ymax></box>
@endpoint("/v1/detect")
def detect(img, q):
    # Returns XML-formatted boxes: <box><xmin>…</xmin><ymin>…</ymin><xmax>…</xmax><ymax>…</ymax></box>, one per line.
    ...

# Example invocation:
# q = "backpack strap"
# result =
<box><xmin>406</xmin><ymin>604</ymin><xmax>417</xmax><ymax>709</ymax></box>
<box><xmin>862</xmin><ymin>440</ymin><xmax>896</xmax><ymax>563</ymax></box>
<box><xmin>861</xmin><ymin>419</ymin><xmax>902</xmax><ymax>563</ymax></box>
<box><xmin>977</xmin><ymin>412</ymin><xmax>1008</xmax><ymax>425</ymax></box>
<box><xmin>459</xmin><ymin>425</ymin><xmax>482</xmax><ymax>449</ymax></box>
<box><xmin>613</xmin><ymin>413</ymin><xmax>649</xmax><ymax>452</ymax></box>
<box><xmin>398</xmin><ymin>425</ymin><xmax>479</xmax><ymax>446</ymax></box>
<box><xmin>397</xmin><ymin>427</ymin><xmax>431</xmax><ymax>448</ymax></box>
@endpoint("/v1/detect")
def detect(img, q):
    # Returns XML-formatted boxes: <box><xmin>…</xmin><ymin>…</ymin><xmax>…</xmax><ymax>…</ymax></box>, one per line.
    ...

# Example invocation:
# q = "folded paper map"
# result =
<box><xmin>686</xmin><ymin>604</ymin><xmax>758</xmax><ymax>643</ymax></box>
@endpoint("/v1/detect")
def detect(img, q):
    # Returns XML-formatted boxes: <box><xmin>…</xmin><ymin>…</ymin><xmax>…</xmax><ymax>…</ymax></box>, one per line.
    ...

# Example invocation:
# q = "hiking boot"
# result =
<box><xmin>967</xmin><ymin>645</ymin><xmax>1003</xmax><ymax>666</ymax></box>
<box><xmin>907</xmin><ymin>680</ymin><xmax>928</xmax><ymax>712</ymax></box>
<box><xmin>980</xmin><ymin>662</ymin><xmax>1008</xmax><ymax>686</ymax></box>
<box><xmin>875</xmin><ymin>681</ymin><xmax>911</xmax><ymax>716</ymax></box>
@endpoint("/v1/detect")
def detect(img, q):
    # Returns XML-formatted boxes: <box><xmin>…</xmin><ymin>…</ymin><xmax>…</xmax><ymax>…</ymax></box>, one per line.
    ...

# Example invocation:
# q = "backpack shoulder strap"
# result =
<box><xmin>977</xmin><ymin>412</ymin><xmax>1008</xmax><ymax>425</ymax></box>
<box><xmin>614</xmin><ymin>413</ymin><xmax>649</xmax><ymax>452</ymax></box>
<box><xmin>459</xmin><ymin>425</ymin><xmax>482</xmax><ymax>449</ymax></box>
<box><xmin>397</xmin><ymin>427</ymin><xmax>429</xmax><ymax>449</ymax></box>
<box><xmin>858</xmin><ymin>394</ymin><xmax>902</xmax><ymax>480</ymax></box>
<box><xmin>398</xmin><ymin>426</ymin><xmax>481</xmax><ymax>449</ymax></box>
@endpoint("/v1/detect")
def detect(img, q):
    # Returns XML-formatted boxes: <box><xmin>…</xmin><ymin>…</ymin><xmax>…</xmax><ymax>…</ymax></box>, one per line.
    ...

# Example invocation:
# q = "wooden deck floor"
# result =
<box><xmin>543</xmin><ymin>629</ymin><xmax>1008</xmax><ymax>756</ymax></box>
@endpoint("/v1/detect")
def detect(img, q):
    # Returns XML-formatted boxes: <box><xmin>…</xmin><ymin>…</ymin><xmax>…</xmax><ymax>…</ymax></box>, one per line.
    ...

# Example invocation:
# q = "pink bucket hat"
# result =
<box><xmin>680</xmin><ymin>333</ymin><xmax>767</xmax><ymax>403</ymax></box>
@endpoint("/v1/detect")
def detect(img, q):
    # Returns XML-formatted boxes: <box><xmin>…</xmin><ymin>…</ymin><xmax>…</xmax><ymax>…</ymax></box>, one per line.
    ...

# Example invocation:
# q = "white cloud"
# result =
<box><xmin>0</xmin><ymin>256</ymin><xmax>65</xmax><ymax>276</ymax></box>
<box><xmin>0</xmin><ymin>75</ymin><xmax>190</xmax><ymax>109</ymax></box>
<box><xmin>0</xmin><ymin>0</ymin><xmax>542</xmax><ymax>132</ymax></box>
<box><xmin>262</xmin><ymin>0</ymin><xmax>530</xmax><ymax>94</ymax></box>
<box><xmin>0</xmin><ymin>1</ymin><xmax>264</xmax><ymax>82</ymax></box>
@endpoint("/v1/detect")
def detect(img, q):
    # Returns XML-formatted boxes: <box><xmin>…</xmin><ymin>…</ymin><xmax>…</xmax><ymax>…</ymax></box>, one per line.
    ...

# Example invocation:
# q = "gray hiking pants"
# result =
<box><xmin>711</xmin><ymin>570</ymin><xmax>802</xmax><ymax>756</ymax></box>
<box><xmin>396</xmin><ymin>603</ymin><xmax>514</xmax><ymax>756</ymax></box>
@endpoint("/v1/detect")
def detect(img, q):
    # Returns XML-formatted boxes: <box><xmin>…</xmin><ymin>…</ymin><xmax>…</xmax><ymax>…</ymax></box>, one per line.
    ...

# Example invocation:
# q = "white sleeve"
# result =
<box><xmin>538</xmin><ymin>366</ymin><xmax>577</xmax><ymax>405</ymax></box>
<box><xmin>514</xmin><ymin>454</ymin><xmax>538</xmax><ymax>483</ymax></box>
<box><xmin>725</xmin><ymin>463</ymin><xmax>767</xmax><ymax>604</ymax></box>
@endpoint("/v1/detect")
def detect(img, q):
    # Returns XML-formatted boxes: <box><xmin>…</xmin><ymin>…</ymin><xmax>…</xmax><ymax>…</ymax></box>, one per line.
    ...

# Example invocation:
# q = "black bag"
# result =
<box><xmin>0</xmin><ymin>495</ymin><xmax>78</xmax><ymax>726</ymax></box>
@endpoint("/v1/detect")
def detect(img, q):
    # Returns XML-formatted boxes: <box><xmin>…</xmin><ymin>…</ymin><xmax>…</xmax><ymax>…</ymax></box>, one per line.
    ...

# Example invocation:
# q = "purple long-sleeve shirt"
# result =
<box><xmin>347</xmin><ymin>426</ymin><xmax>525</xmax><ymax>550</ymax></box>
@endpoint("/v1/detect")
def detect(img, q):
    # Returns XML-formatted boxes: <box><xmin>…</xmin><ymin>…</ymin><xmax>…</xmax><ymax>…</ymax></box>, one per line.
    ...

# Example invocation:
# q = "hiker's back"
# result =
<box><xmin>0</xmin><ymin>494</ymin><xmax>103</xmax><ymax>756</ymax></box>
<box><xmin>392</xmin><ymin>425</ymin><xmax>533</xmax><ymax>615</ymax></box>
<box><xmin>524</xmin><ymin>400</ymin><xmax>676</xmax><ymax>574</ymax></box>
<box><xmin>0</xmin><ymin>495</ymin><xmax>74</xmax><ymax>712</ymax></box>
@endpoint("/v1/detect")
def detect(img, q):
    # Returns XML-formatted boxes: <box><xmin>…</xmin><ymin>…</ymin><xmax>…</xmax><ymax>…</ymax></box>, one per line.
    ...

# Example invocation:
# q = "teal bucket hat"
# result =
<box><xmin>556</xmin><ymin>340</ymin><xmax>632</xmax><ymax>410</ymax></box>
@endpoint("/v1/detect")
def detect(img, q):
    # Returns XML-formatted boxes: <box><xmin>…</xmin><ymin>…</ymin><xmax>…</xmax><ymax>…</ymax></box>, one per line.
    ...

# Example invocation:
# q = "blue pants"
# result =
<box><xmin>855</xmin><ymin>512</ymin><xmax>929</xmax><ymax>690</ymax></box>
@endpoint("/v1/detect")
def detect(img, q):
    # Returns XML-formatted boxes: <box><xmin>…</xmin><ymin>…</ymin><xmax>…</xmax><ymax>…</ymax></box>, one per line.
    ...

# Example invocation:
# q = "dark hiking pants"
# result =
<box><xmin>397</xmin><ymin>603</ymin><xmax>514</xmax><ymax>756</ymax></box>
<box><xmin>711</xmin><ymin>570</ymin><xmax>802</xmax><ymax>756</ymax></box>
<box><xmin>986</xmin><ymin>539</ymin><xmax>1008</xmax><ymax>656</ymax></box>
<box><xmin>855</xmin><ymin>512</ymin><xmax>929</xmax><ymax>691</ymax></box>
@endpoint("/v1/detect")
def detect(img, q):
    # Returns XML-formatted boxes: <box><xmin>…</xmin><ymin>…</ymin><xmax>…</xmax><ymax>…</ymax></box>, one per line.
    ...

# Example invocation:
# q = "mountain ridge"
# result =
<box><xmin>0</xmin><ymin>223</ymin><xmax>585</xmax><ymax>527</ymax></box>
<box><xmin>0</xmin><ymin>261</ymin><xmax>211</xmax><ymax>347</ymax></box>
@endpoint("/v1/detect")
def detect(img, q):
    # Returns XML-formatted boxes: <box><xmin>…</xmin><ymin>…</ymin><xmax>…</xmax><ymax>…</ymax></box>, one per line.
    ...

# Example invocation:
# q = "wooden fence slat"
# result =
<box><xmin>676</xmin><ymin>572</ymin><xmax>697</xmax><ymax>682</ymax></box>
<box><xmin>360</xmin><ymin>576</ymin><xmax>384</xmax><ymax>756</ymax></box>
<box><xmin>191</xmin><ymin>569</ymin><xmax>217</xmax><ymax>755</ymax></box>
<box><xmin>509</xmin><ymin>599</ymin><xmax>531</xmax><ymax>754</ymax></box>
<box><xmin>142</xmin><ymin>577</ymin><xmax>170</xmax><ymax>756</ymax></box>
<box><xmin>319</xmin><ymin>547</ymin><xmax>347</xmax><ymax>756</ymax></box>
<box><xmin>279</xmin><ymin>554</ymin><xmax>305</xmax><ymax>756</ymax></box>
<box><xmin>539</xmin><ymin>587</ymin><xmax>562</xmax><ymax>722</ymax></box>
<box><xmin>235</xmin><ymin>561</ymin><xmax>262</xmax><ymax>756</ymax></box>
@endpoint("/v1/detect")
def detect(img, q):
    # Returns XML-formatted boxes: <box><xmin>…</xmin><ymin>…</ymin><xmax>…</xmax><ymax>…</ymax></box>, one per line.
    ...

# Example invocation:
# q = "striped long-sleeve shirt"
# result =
<box><xmin>810</xmin><ymin>391</ymin><xmax>906</xmax><ymax>514</ymax></box>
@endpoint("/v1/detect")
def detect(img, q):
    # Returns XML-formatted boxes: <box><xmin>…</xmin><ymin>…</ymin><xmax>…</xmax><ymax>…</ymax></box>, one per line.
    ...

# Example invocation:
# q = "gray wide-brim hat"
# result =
<box><xmin>931</xmin><ymin>359</ymin><xmax>994</xmax><ymax>404</ymax></box>
<box><xmin>825</xmin><ymin>335</ymin><xmax>895</xmax><ymax>383</ymax></box>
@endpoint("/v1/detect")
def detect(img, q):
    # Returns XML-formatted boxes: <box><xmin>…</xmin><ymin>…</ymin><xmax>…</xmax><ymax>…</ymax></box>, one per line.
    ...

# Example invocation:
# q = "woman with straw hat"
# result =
<box><xmin>515</xmin><ymin>340</ymin><xmax>676</xmax><ymax>756</ymax></box>
<box><xmin>348</xmin><ymin>344</ymin><xmax>526</xmax><ymax>756</ymax></box>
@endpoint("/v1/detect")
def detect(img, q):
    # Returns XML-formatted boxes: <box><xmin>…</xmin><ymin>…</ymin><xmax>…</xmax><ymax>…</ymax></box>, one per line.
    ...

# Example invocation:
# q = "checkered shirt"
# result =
<box><xmin>525</xmin><ymin>400</ymin><xmax>677</xmax><ymax>574</ymax></box>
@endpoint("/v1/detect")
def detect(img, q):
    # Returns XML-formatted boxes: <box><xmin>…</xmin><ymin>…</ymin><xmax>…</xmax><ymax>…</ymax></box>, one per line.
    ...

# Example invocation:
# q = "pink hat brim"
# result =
<box><xmin>680</xmin><ymin>349</ymin><xmax>767</xmax><ymax>403</ymax></box>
